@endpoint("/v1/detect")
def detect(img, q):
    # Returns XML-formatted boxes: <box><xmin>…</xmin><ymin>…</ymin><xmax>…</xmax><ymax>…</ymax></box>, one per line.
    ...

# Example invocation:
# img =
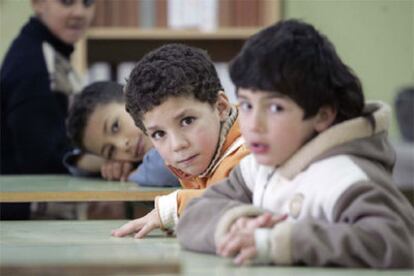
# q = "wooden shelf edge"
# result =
<box><xmin>86</xmin><ymin>27</ymin><xmax>265</xmax><ymax>40</ymax></box>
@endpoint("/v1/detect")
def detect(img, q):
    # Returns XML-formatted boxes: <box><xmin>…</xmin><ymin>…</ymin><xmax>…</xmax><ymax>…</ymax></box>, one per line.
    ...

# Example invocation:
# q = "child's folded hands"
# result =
<box><xmin>216</xmin><ymin>212</ymin><xmax>287</xmax><ymax>265</ymax></box>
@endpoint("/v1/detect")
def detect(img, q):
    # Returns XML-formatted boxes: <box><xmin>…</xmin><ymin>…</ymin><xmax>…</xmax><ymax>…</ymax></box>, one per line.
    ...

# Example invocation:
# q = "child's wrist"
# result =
<box><xmin>253</xmin><ymin>228</ymin><xmax>272</xmax><ymax>264</ymax></box>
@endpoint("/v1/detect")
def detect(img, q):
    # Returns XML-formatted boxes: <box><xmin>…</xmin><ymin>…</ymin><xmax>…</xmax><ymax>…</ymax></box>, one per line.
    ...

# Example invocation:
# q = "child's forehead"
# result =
<box><xmin>237</xmin><ymin>88</ymin><xmax>286</xmax><ymax>98</ymax></box>
<box><xmin>92</xmin><ymin>102</ymin><xmax>126</xmax><ymax>119</ymax></box>
<box><xmin>156</xmin><ymin>95</ymin><xmax>212</xmax><ymax>109</ymax></box>
<box><xmin>143</xmin><ymin>96</ymin><xmax>215</xmax><ymax>126</ymax></box>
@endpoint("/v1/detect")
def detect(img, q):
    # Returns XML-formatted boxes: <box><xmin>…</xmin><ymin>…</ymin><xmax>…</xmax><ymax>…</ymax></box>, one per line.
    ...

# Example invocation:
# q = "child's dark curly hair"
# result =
<box><xmin>230</xmin><ymin>19</ymin><xmax>364</xmax><ymax>124</ymax></box>
<box><xmin>125</xmin><ymin>43</ymin><xmax>223</xmax><ymax>132</ymax></box>
<box><xmin>67</xmin><ymin>81</ymin><xmax>124</xmax><ymax>150</ymax></box>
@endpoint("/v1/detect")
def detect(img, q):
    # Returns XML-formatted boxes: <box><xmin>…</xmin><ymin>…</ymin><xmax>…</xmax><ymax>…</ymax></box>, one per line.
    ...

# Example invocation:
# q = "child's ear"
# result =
<box><xmin>216</xmin><ymin>91</ymin><xmax>231</xmax><ymax>122</ymax></box>
<box><xmin>314</xmin><ymin>105</ymin><xmax>337</xmax><ymax>133</ymax></box>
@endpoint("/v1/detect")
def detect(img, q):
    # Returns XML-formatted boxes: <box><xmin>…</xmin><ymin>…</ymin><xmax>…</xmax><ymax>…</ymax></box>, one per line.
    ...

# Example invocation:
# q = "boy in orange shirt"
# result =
<box><xmin>111</xmin><ymin>44</ymin><xmax>249</xmax><ymax>238</ymax></box>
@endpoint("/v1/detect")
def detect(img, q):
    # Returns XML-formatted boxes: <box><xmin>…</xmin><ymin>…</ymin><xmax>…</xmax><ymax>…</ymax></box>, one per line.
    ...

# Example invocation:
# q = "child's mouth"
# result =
<box><xmin>177</xmin><ymin>154</ymin><xmax>198</xmax><ymax>165</ymax></box>
<box><xmin>250</xmin><ymin>143</ymin><xmax>269</xmax><ymax>154</ymax></box>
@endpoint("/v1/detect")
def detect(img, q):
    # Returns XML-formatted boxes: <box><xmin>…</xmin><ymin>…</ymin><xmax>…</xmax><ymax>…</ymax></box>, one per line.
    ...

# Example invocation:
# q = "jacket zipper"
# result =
<box><xmin>260</xmin><ymin>168</ymin><xmax>276</xmax><ymax>208</ymax></box>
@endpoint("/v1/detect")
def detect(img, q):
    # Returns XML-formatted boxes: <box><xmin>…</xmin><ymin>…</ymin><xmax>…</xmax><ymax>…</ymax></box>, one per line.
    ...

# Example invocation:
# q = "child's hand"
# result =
<box><xmin>111</xmin><ymin>208</ymin><xmax>160</xmax><ymax>238</ymax></box>
<box><xmin>228</xmin><ymin>212</ymin><xmax>287</xmax><ymax>234</ymax></box>
<box><xmin>101</xmin><ymin>160</ymin><xmax>134</xmax><ymax>181</ymax></box>
<box><xmin>217</xmin><ymin>228</ymin><xmax>256</xmax><ymax>265</ymax></box>
<box><xmin>217</xmin><ymin>213</ymin><xmax>287</xmax><ymax>265</ymax></box>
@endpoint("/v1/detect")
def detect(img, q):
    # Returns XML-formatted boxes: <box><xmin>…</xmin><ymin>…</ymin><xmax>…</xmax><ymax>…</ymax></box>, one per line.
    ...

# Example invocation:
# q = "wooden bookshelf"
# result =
<box><xmin>72</xmin><ymin>0</ymin><xmax>281</xmax><ymax>76</ymax></box>
<box><xmin>87</xmin><ymin>27</ymin><xmax>261</xmax><ymax>40</ymax></box>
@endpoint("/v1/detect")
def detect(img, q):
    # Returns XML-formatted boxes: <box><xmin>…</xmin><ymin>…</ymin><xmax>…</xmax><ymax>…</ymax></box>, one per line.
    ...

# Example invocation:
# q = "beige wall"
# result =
<box><xmin>0</xmin><ymin>0</ymin><xmax>32</xmax><ymax>63</ymax></box>
<box><xmin>284</xmin><ymin>0</ymin><xmax>414</xmax><ymax>138</ymax></box>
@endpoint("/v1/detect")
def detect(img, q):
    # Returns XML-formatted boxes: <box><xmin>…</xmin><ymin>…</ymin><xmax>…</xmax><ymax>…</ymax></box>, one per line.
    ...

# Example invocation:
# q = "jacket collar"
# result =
<box><xmin>23</xmin><ymin>17</ymin><xmax>74</xmax><ymax>58</ymax></box>
<box><xmin>279</xmin><ymin>101</ymin><xmax>391</xmax><ymax>180</ymax></box>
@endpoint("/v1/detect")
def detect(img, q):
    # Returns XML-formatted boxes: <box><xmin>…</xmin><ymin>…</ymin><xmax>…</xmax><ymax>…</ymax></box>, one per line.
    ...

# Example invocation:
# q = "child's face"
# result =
<box><xmin>83</xmin><ymin>102</ymin><xmax>153</xmax><ymax>162</ymax></box>
<box><xmin>238</xmin><ymin>88</ymin><xmax>329</xmax><ymax>167</ymax></box>
<box><xmin>142</xmin><ymin>94</ymin><xmax>230</xmax><ymax>176</ymax></box>
<box><xmin>32</xmin><ymin>0</ymin><xmax>95</xmax><ymax>44</ymax></box>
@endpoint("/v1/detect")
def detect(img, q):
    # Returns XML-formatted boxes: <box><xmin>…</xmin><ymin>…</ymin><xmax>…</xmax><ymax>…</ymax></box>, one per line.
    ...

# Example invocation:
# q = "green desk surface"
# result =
<box><xmin>0</xmin><ymin>220</ymin><xmax>412</xmax><ymax>276</ymax></box>
<box><xmin>0</xmin><ymin>175</ymin><xmax>175</xmax><ymax>203</ymax></box>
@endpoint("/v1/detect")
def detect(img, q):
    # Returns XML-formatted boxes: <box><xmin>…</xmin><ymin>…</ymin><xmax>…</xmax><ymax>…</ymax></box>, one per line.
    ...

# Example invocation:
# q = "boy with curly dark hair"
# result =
<box><xmin>176</xmin><ymin>20</ymin><xmax>414</xmax><ymax>268</ymax></box>
<box><xmin>66</xmin><ymin>81</ymin><xmax>179</xmax><ymax>187</ymax></box>
<box><xmin>111</xmin><ymin>44</ymin><xmax>249</xmax><ymax>238</ymax></box>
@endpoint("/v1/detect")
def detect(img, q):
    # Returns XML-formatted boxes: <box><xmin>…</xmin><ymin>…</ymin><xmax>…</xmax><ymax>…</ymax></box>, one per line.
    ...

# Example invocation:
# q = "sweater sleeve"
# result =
<box><xmin>176</xmin><ymin>189</ymin><xmax>205</xmax><ymax>215</ymax></box>
<box><xmin>128</xmin><ymin>148</ymin><xmax>180</xmax><ymax>187</ymax></box>
<box><xmin>269</xmin><ymin>181</ymin><xmax>414</xmax><ymax>268</ymax></box>
<box><xmin>63</xmin><ymin>149</ymin><xmax>100</xmax><ymax>177</ymax></box>
<box><xmin>176</xmin><ymin>166</ymin><xmax>254</xmax><ymax>254</ymax></box>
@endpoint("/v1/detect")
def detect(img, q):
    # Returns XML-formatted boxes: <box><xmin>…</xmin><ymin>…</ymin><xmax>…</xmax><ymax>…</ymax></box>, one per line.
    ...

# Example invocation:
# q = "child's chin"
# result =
<box><xmin>254</xmin><ymin>155</ymin><xmax>277</xmax><ymax>167</ymax></box>
<box><xmin>180</xmin><ymin>166</ymin><xmax>203</xmax><ymax>177</ymax></box>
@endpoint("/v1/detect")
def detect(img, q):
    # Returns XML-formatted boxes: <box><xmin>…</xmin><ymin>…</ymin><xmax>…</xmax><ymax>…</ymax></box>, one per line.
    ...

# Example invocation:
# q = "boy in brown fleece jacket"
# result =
<box><xmin>176</xmin><ymin>20</ymin><xmax>414</xmax><ymax>268</ymax></box>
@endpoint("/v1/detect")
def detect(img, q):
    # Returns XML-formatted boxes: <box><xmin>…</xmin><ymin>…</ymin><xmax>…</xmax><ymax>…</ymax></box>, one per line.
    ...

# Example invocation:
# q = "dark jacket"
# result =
<box><xmin>1</xmin><ymin>17</ymin><xmax>80</xmax><ymax>219</ymax></box>
<box><xmin>1</xmin><ymin>16</ymin><xmax>78</xmax><ymax>174</ymax></box>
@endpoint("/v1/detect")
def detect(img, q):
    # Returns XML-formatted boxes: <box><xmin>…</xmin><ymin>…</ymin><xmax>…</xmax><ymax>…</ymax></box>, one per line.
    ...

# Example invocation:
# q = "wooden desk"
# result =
<box><xmin>0</xmin><ymin>220</ymin><xmax>412</xmax><ymax>275</ymax></box>
<box><xmin>0</xmin><ymin>175</ymin><xmax>175</xmax><ymax>203</ymax></box>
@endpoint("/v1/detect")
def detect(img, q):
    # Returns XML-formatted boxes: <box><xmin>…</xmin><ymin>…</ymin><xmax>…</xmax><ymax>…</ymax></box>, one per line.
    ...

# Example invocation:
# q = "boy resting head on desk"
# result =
<box><xmin>66</xmin><ymin>81</ymin><xmax>179</xmax><ymax>187</ymax></box>
<box><xmin>176</xmin><ymin>19</ymin><xmax>414</xmax><ymax>268</ymax></box>
<box><xmin>111</xmin><ymin>44</ymin><xmax>250</xmax><ymax>238</ymax></box>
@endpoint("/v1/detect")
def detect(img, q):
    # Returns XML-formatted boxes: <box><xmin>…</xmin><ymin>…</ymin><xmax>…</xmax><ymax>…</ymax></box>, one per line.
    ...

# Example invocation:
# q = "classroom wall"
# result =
<box><xmin>0</xmin><ymin>0</ymin><xmax>32</xmax><ymax>64</ymax></box>
<box><xmin>284</xmin><ymin>0</ymin><xmax>414</xmax><ymax>138</ymax></box>
<box><xmin>1</xmin><ymin>0</ymin><xmax>412</xmax><ymax>137</ymax></box>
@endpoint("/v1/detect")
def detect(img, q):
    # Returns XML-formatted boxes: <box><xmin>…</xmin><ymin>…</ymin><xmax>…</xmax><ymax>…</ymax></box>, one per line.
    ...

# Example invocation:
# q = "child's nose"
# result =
<box><xmin>250</xmin><ymin>111</ymin><xmax>266</xmax><ymax>133</ymax></box>
<box><xmin>170</xmin><ymin>134</ymin><xmax>189</xmax><ymax>152</ymax></box>
<box><xmin>71</xmin><ymin>1</ymin><xmax>90</xmax><ymax>16</ymax></box>
<box><xmin>114</xmin><ymin>138</ymin><xmax>131</xmax><ymax>154</ymax></box>
<box><xmin>123</xmin><ymin>139</ymin><xmax>132</xmax><ymax>152</ymax></box>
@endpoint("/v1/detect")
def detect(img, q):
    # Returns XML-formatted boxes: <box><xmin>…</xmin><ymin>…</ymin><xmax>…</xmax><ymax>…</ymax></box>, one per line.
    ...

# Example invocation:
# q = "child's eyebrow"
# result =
<box><xmin>146</xmin><ymin>109</ymin><xmax>192</xmax><ymax>132</ymax></box>
<box><xmin>237</xmin><ymin>92</ymin><xmax>284</xmax><ymax>99</ymax></box>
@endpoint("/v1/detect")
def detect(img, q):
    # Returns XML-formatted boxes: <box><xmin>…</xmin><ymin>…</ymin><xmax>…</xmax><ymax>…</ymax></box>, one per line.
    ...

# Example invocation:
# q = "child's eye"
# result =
<box><xmin>269</xmin><ymin>103</ymin><xmax>284</xmax><ymax>113</ymax></box>
<box><xmin>181</xmin><ymin>116</ymin><xmax>195</xmax><ymax>127</ymax></box>
<box><xmin>59</xmin><ymin>0</ymin><xmax>95</xmax><ymax>7</ymax></box>
<box><xmin>111</xmin><ymin>120</ymin><xmax>119</xmax><ymax>134</ymax></box>
<box><xmin>239</xmin><ymin>101</ymin><xmax>252</xmax><ymax>112</ymax></box>
<box><xmin>83</xmin><ymin>0</ymin><xmax>95</xmax><ymax>7</ymax></box>
<box><xmin>59</xmin><ymin>0</ymin><xmax>75</xmax><ymax>6</ymax></box>
<box><xmin>151</xmin><ymin>130</ymin><xmax>165</xmax><ymax>140</ymax></box>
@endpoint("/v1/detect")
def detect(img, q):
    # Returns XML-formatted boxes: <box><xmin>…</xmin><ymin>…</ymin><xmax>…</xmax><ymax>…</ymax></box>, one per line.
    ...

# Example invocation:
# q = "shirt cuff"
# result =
<box><xmin>253</xmin><ymin>228</ymin><xmax>273</xmax><ymax>264</ymax></box>
<box><xmin>156</xmin><ymin>190</ymin><xmax>179</xmax><ymax>230</ymax></box>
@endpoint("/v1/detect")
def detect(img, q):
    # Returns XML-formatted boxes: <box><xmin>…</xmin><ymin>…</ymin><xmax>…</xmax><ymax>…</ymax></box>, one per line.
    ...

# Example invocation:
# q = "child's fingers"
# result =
<box><xmin>217</xmin><ymin>234</ymin><xmax>244</xmax><ymax>257</ymax></box>
<box><xmin>216</xmin><ymin>233</ymin><xmax>231</xmax><ymax>255</ymax></box>
<box><xmin>121</xmin><ymin>162</ymin><xmax>133</xmax><ymax>182</ymax></box>
<box><xmin>112</xmin><ymin>162</ymin><xmax>122</xmax><ymax>180</ymax></box>
<box><xmin>101</xmin><ymin>164</ymin><xmax>109</xmax><ymax>180</ymax></box>
<box><xmin>247</xmin><ymin>213</ymin><xmax>272</xmax><ymax>229</ymax></box>
<box><xmin>134</xmin><ymin>222</ymin><xmax>157</xmax><ymax>239</ymax></box>
<box><xmin>268</xmin><ymin>213</ymin><xmax>288</xmax><ymax>226</ymax></box>
<box><xmin>229</xmin><ymin>217</ymin><xmax>248</xmax><ymax>234</ymax></box>
<box><xmin>111</xmin><ymin>219</ymin><xmax>143</xmax><ymax>237</ymax></box>
<box><xmin>234</xmin><ymin>246</ymin><xmax>257</xmax><ymax>266</ymax></box>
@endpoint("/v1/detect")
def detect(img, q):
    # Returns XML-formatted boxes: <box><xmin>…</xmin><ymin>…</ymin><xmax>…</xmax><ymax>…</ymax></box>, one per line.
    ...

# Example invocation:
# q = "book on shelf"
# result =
<box><xmin>87</xmin><ymin>62</ymin><xmax>111</xmax><ymax>83</ymax></box>
<box><xmin>215</xmin><ymin>62</ymin><xmax>236</xmax><ymax>104</ymax></box>
<box><xmin>91</xmin><ymin>0</ymin><xmax>275</xmax><ymax>29</ymax></box>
